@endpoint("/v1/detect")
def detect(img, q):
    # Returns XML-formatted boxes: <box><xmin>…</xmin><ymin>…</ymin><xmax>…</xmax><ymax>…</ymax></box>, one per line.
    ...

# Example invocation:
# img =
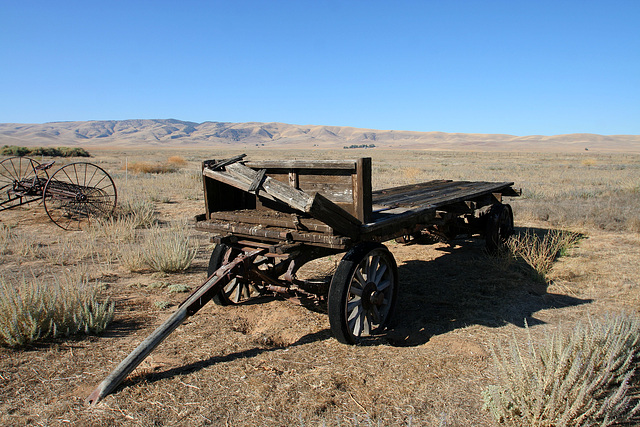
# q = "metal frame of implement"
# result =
<box><xmin>0</xmin><ymin>156</ymin><xmax>117</xmax><ymax>230</ymax></box>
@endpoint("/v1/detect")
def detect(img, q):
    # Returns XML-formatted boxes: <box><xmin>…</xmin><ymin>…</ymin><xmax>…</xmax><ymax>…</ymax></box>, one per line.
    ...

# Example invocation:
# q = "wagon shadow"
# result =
<box><xmin>127</xmin><ymin>329</ymin><xmax>331</xmax><ymax>388</ymax></box>
<box><xmin>384</xmin><ymin>229</ymin><xmax>591</xmax><ymax>347</ymax></box>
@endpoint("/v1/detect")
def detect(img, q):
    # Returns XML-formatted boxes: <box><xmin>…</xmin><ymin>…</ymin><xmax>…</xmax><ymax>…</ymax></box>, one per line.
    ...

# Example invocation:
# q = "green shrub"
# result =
<box><xmin>0</xmin><ymin>145</ymin><xmax>90</xmax><ymax>157</ymax></box>
<box><xmin>0</xmin><ymin>274</ymin><xmax>114</xmax><ymax>347</ymax></box>
<box><xmin>1</xmin><ymin>145</ymin><xmax>30</xmax><ymax>156</ymax></box>
<box><xmin>483</xmin><ymin>313</ymin><xmax>640</xmax><ymax>426</ymax></box>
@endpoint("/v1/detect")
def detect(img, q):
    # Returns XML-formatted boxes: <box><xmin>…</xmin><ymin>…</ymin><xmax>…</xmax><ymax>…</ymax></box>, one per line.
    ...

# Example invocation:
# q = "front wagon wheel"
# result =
<box><xmin>328</xmin><ymin>242</ymin><xmax>398</xmax><ymax>344</ymax></box>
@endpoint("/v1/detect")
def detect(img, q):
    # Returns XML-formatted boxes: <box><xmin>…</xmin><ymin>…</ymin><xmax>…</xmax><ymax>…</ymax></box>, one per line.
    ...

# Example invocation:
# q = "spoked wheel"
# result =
<box><xmin>328</xmin><ymin>242</ymin><xmax>398</xmax><ymax>344</ymax></box>
<box><xmin>0</xmin><ymin>157</ymin><xmax>43</xmax><ymax>209</ymax></box>
<box><xmin>207</xmin><ymin>244</ymin><xmax>264</xmax><ymax>305</ymax></box>
<box><xmin>43</xmin><ymin>162</ymin><xmax>117</xmax><ymax>230</ymax></box>
<box><xmin>485</xmin><ymin>203</ymin><xmax>514</xmax><ymax>253</ymax></box>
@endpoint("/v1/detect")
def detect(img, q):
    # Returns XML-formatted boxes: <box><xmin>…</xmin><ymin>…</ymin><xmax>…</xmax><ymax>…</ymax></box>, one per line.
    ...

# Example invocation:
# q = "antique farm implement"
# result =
<box><xmin>87</xmin><ymin>154</ymin><xmax>518</xmax><ymax>404</ymax></box>
<box><xmin>0</xmin><ymin>156</ymin><xmax>117</xmax><ymax>230</ymax></box>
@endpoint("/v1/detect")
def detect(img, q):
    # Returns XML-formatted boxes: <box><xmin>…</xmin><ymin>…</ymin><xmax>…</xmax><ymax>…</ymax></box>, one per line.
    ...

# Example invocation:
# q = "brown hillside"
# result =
<box><xmin>0</xmin><ymin>119</ymin><xmax>638</xmax><ymax>152</ymax></box>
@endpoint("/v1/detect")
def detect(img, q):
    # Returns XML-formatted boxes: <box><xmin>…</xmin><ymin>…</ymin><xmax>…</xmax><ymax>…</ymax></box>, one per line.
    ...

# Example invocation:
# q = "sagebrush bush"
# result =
<box><xmin>140</xmin><ymin>222</ymin><xmax>198</xmax><ymax>273</ymax></box>
<box><xmin>116</xmin><ymin>198</ymin><xmax>156</xmax><ymax>228</ymax></box>
<box><xmin>0</xmin><ymin>274</ymin><xmax>114</xmax><ymax>347</ymax></box>
<box><xmin>117</xmin><ymin>244</ymin><xmax>146</xmax><ymax>272</ymax></box>
<box><xmin>483</xmin><ymin>313</ymin><xmax>640</xmax><ymax>426</ymax></box>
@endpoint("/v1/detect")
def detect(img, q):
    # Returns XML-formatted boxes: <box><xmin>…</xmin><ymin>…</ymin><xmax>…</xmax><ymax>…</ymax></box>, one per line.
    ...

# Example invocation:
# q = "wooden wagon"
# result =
<box><xmin>195</xmin><ymin>154</ymin><xmax>518</xmax><ymax>343</ymax></box>
<box><xmin>87</xmin><ymin>153</ymin><xmax>519</xmax><ymax>404</ymax></box>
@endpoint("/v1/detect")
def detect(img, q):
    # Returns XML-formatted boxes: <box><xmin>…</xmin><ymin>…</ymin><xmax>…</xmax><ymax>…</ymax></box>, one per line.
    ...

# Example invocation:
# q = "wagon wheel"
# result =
<box><xmin>328</xmin><ymin>242</ymin><xmax>398</xmax><ymax>344</ymax></box>
<box><xmin>207</xmin><ymin>244</ymin><xmax>264</xmax><ymax>305</ymax></box>
<box><xmin>485</xmin><ymin>203</ymin><xmax>514</xmax><ymax>253</ymax></box>
<box><xmin>0</xmin><ymin>157</ymin><xmax>43</xmax><ymax>209</ymax></box>
<box><xmin>43</xmin><ymin>162</ymin><xmax>117</xmax><ymax>230</ymax></box>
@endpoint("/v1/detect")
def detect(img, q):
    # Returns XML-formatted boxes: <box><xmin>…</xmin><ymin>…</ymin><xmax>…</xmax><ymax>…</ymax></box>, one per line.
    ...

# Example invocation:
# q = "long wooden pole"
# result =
<box><xmin>86</xmin><ymin>248</ymin><xmax>264</xmax><ymax>405</ymax></box>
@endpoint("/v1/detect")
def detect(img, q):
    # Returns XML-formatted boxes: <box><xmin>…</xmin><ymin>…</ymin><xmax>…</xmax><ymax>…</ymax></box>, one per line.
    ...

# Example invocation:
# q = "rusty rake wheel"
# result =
<box><xmin>328</xmin><ymin>242</ymin><xmax>399</xmax><ymax>344</ymax></box>
<box><xmin>0</xmin><ymin>156</ymin><xmax>43</xmax><ymax>209</ymax></box>
<box><xmin>43</xmin><ymin>162</ymin><xmax>117</xmax><ymax>230</ymax></box>
<box><xmin>207</xmin><ymin>244</ymin><xmax>264</xmax><ymax>305</ymax></box>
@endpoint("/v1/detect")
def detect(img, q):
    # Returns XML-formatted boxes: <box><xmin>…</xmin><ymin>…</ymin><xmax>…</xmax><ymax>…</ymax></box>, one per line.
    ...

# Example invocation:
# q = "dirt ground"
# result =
<box><xmin>1</xmin><ymin>150</ymin><xmax>639</xmax><ymax>426</ymax></box>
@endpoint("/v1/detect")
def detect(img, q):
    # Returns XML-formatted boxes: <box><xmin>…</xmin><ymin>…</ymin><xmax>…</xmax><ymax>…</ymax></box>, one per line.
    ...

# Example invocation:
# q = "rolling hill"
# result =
<box><xmin>1</xmin><ymin>119</ymin><xmax>638</xmax><ymax>152</ymax></box>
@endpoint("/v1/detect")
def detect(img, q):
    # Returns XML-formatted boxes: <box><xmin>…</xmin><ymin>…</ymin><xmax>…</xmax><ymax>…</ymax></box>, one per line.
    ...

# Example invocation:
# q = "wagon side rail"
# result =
<box><xmin>201</xmin><ymin>156</ymin><xmax>362</xmax><ymax>238</ymax></box>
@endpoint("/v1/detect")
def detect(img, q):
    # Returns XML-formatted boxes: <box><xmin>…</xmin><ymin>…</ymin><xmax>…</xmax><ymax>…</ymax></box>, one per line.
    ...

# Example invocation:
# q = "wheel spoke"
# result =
<box><xmin>354</xmin><ymin>269</ymin><xmax>366</xmax><ymax>287</ymax></box>
<box><xmin>367</xmin><ymin>255</ymin><xmax>379</xmax><ymax>281</ymax></box>
<box><xmin>370</xmin><ymin>305</ymin><xmax>381</xmax><ymax>324</ymax></box>
<box><xmin>350</xmin><ymin>310</ymin><xmax>362</xmax><ymax>336</ymax></box>
<box><xmin>377</xmin><ymin>278</ymin><xmax>391</xmax><ymax>292</ymax></box>
<box><xmin>373</xmin><ymin>263</ymin><xmax>387</xmax><ymax>284</ymax></box>
<box><xmin>358</xmin><ymin>311</ymin><xmax>366</xmax><ymax>336</ymax></box>
<box><xmin>349</xmin><ymin>284</ymin><xmax>363</xmax><ymax>297</ymax></box>
<box><xmin>347</xmin><ymin>298</ymin><xmax>361</xmax><ymax>312</ymax></box>
<box><xmin>348</xmin><ymin>301</ymin><xmax>362</xmax><ymax>322</ymax></box>
<box><xmin>363</xmin><ymin>313</ymin><xmax>371</xmax><ymax>335</ymax></box>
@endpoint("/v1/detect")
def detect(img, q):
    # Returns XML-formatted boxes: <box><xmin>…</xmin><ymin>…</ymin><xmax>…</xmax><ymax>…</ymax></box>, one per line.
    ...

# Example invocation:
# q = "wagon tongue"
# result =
<box><xmin>85</xmin><ymin>248</ymin><xmax>266</xmax><ymax>405</ymax></box>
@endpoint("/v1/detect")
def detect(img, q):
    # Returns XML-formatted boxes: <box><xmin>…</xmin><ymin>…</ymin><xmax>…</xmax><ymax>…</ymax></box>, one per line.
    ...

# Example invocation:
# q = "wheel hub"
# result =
<box><xmin>361</xmin><ymin>282</ymin><xmax>384</xmax><ymax>309</ymax></box>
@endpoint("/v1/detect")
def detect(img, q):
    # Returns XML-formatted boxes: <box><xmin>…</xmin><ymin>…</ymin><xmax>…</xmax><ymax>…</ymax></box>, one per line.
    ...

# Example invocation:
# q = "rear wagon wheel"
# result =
<box><xmin>485</xmin><ymin>203</ymin><xmax>514</xmax><ymax>253</ymax></box>
<box><xmin>328</xmin><ymin>242</ymin><xmax>398</xmax><ymax>344</ymax></box>
<box><xmin>207</xmin><ymin>244</ymin><xmax>263</xmax><ymax>305</ymax></box>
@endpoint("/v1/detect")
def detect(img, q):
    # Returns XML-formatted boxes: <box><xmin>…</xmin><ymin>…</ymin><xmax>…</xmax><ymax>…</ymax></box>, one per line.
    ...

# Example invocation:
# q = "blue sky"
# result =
<box><xmin>1</xmin><ymin>1</ymin><xmax>638</xmax><ymax>135</ymax></box>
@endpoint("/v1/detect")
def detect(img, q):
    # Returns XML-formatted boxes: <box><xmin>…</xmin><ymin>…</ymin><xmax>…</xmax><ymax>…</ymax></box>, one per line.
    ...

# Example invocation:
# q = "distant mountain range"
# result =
<box><xmin>1</xmin><ymin>119</ymin><xmax>638</xmax><ymax>152</ymax></box>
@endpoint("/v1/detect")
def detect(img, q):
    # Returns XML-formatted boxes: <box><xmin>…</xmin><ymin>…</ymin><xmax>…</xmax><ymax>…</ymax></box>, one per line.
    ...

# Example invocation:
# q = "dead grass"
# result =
<box><xmin>126</xmin><ymin>161</ymin><xmax>177</xmax><ymax>174</ymax></box>
<box><xmin>0</xmin><ymin>149</ymin><xmax>638</xmax><ymax>426</ymax></box>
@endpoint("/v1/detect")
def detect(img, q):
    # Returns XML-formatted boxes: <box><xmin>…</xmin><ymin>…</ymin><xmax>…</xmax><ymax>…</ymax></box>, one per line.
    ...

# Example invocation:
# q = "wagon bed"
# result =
<box><xmin>195</xmin><ymin>156</ymin><xmax>518</xmax><ymax>249</ymax></box>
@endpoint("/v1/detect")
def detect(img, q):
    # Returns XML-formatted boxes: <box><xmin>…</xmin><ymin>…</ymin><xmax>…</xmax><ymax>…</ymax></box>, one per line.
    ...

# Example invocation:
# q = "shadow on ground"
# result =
<box><xmin>384</xmin><ymin>228</ymin><xmax>591</xmax><ymax>347</ymax></box>
<box><xmin>116</xmin><ymin>228</ymin><xmax>591</xmax><ymax>388</ymax></box>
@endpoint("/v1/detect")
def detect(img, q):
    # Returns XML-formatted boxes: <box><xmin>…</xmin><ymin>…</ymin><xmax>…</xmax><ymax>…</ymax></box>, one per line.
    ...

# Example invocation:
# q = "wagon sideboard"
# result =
<box><xmin>195</xmin><ymin>156</ymin><xmax>519</xmax><ymax>249</ymax></box>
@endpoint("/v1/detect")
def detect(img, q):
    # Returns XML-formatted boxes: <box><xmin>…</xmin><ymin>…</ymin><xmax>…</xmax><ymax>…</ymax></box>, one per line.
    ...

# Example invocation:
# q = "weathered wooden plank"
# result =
<box><xmin>307</xmin><ymin>192</ymin><xmax>361</xmax><ymax>238</ymax></box>
<box><xmin>208</xmin><ymin>210</ymin><xmax>334</xmax><ymax>234</ymax></box>
<box><xmin>86</xmin><ymin>248</ymin><xmax>264</xmax><ymax>405</ymax></box>
<box><xmin>361</xmin><ymin>206</ymin><xmax>437</xmax><ymax>239</ymax></box>
<box><xmin>374</xmin><ymin>181</ymin><xmax>514</xmax><ymax>209</ymax></box>
<box><xmin>207</xmin><ymin>162</ymin><xmax>362</xmax><ymax>237</ymax></box>
<box><xmin>406</xmin><ymin>182</ymin><xmax>515</xmax><ymax>209</ymax></box>
<box><xmin>246</xmin><ymin>160</ymin><xmax>357</xmax><ymax>170</ymax></box>
<box><xmin>194</xmin><ymin>220</ymin><xmax>351</xmax><ymax>249</ymax></box>
<box><xmin>225</xmin><ymin>162</ymin><xmax>312</xmax><ymax>211</ymax></box>
<box><xmin>372</xmin><ymin>180</ymin><xmax>459</xmax><ymax>205</ymax></box>
<box><xmin>266</xmin><ymin>173</ymin><xmax>355</xmax><ymax>203</ymax></box>
<box><xmin>354</xmin><ymin>157</ymin><xmax>372</xmax><ymax>223</ymax></box>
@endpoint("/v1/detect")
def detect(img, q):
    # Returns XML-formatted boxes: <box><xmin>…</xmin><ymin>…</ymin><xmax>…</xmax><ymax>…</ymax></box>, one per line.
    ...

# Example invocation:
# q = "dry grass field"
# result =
<box><xmin>1</xmin><ymin>148</ymin><xmax>639</xmax><ymax>426</ymax></box>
